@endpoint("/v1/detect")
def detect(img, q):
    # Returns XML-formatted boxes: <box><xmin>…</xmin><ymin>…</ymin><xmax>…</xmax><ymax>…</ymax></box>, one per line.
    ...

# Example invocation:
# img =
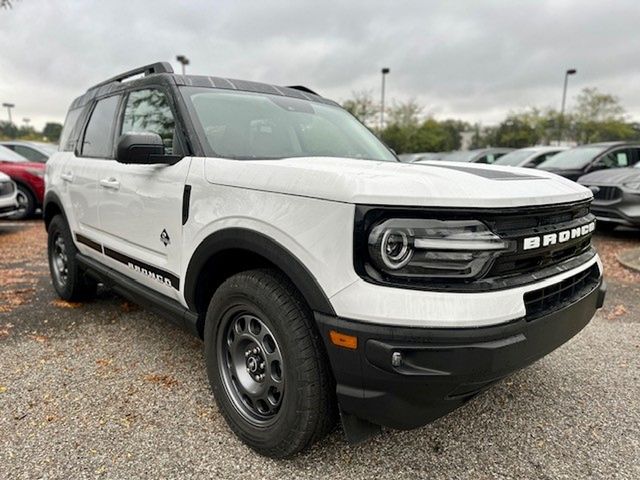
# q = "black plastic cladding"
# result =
<box><xmin>353</xmin><ymin>199</ymin><xmax>596</xmax><ymax>293</ymax></box>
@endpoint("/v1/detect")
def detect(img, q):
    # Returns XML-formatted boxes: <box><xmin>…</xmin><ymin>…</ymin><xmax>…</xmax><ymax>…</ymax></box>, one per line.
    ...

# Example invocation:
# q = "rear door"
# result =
<box><xmin>97</xmin><ymin>87</ymin><xmax>191</xmax><ymax>300</ymax></box>
<box><xmin>65</xmin><ymin>94</ymin><xmax>121</xmax><ymax>254</ymax></box>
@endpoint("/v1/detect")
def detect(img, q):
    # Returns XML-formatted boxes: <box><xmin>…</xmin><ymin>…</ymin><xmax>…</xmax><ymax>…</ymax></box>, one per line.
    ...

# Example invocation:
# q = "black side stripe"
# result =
<box><xmin>76</xmin><ymin>233</ymin><xmax>102</xmax><ymax>253</ymax></box>
<box><xmin>73</xmin><ymin>232</ymin><xmax>179</xmax><ymax>290</ymax></box>
<box><xmin>104</xmin><ymin>247</ymin><xmax>180</xmax><ymax>290</ymax></box>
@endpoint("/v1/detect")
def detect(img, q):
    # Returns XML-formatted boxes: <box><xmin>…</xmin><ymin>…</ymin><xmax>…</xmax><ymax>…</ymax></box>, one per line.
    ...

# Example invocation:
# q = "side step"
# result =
<box><xmin>77</xmin><ymin>253</ymin><xmax>201</xmax><ymax>338</ymax></box>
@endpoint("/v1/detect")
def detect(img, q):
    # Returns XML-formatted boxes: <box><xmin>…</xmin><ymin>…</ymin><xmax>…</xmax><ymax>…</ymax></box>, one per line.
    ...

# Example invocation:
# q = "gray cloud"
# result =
<box><xmin>1</xmin><ymin>0</ymin><xmax>639</xmax><ymax>129</ymax></box>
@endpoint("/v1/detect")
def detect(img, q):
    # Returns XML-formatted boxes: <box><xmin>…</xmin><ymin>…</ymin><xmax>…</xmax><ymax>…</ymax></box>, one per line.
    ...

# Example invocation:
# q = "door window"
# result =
<box><xmin>121</xmin><ymin>89</ymin><xmax>178</xmax><ymax>154</ymax></box>
<box><xmin>82</xmin><ymin>96</ymin><xmax>120</xmax><ymax>158</ymax></box>
<box><xmin>596</xmin><ymin>149</ymin><xmax>631</xmax><ymax>169</ymax></box>
<box><xmin>11</xmin><ymin>145</ymin><xmax>48</xmax><ymax>162</ymax></box>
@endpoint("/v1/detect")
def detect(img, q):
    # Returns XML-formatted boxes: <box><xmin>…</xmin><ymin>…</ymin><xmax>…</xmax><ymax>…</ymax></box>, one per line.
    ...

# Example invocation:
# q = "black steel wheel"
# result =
<box><xmin>217</xmin><ymin>311</ymin><xmax>285</xmax><ymax>426</ymax></box>
<box><xmin>47</xmin><ymin>215</ymin><xmax>96</xmax><ymax>301</ymax></box>
<box><xmin>204</xmin><ymin>268</ymin><xmax>336</xmax><ymax>458</ymax></box>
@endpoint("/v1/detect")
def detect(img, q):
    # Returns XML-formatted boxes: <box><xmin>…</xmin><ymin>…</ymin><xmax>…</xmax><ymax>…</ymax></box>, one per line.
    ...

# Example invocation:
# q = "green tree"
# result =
<box><xmin>571</xmin><ymin>87</ymin><xmax>634</xmax><ymax>143</ymax></box>
<box><xmin>43</xmin><ymin>122</ymin><xmax>63</xmax><ymax>142</ymax></box>
<box><xmin>342</xmin><ymin>91</ymin><xmax>378</xmax><ymax>128</ymax></box>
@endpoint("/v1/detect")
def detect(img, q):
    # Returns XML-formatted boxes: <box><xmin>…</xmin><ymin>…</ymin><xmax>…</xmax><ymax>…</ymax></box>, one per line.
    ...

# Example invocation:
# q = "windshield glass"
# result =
<box><xmin>441</xmin><ymin>151</ymin><xmax>477</xmax><ymax>162</ymax></box>
<box><xmin>538</xmin><ymin>146</ymin><xmax>606</xmax><ymax>170</ymax></box>
<box><xmin>493</xmin><ymin>150</ymin><xmax>535</xmax><ymax>166</ymax></box>
<box><xmin>0</xmin><ymin>145</ymin><xmax>27</xmax><ymax>162</ymax></box>
<box><xmin>181</xmin><ymin>87</ymin><xmax>396</xmax><ymax>162</ymax></box>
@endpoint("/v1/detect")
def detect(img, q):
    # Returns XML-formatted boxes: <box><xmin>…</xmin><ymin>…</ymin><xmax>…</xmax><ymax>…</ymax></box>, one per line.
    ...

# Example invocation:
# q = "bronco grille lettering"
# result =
<box><xmin>522</xmin><ymin>221</ymin><xmax>595</xmax><ymax>251</ymax></box>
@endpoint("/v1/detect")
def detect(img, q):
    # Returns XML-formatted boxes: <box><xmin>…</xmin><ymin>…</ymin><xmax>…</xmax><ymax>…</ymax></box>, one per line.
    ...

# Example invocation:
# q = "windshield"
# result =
<box><xmin>538</xmin><ymin>146</ymin><xmax>606</xmax><ymax>170</ymax></box>
<box><xmin>181</xmin><ymin>87</ymin><xmax>396</xmax><ymax>162</ymax></box>
<box><xmin>493</xmin><ymin>150</ymin><xmax>535</xmax><ymax>166</ymax></box>
<box><xmin>441</xmin><ymin>151</ymin><xmax>478</xmax><ymax>162</ymax></box>
<box><xmin>0</xmin><ymin>144</ymin><xmax>27</xmax><ymax>162</ymax></box>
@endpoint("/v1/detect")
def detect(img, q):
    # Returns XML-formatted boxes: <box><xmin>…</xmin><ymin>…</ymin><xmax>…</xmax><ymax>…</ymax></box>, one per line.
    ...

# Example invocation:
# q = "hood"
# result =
<box><xmin>537</xmin><ymin>167</ymin><xmax>585</xmax><ymax>181</ymax></box>
<box><xmin>203</xmin><ymin>157</ymin><xmax>592</xmax><ymax>208</ymax></box>
<box><xmin>578</xmin><ymin>167</ymin><xmax>640</xmax><ymax>185</ymax></box>
<box><xmin>0</xmin><ymin>171</ymin><xmax>10</xmax><ymax>182</ymax></box>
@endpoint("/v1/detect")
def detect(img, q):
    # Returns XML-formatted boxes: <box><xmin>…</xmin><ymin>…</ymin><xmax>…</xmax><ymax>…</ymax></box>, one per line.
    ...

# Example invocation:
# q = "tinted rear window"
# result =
<box><xmin>59</xmin><ymin>108</ymin><xmax>83</xmax><ymax>152</ymax></box>
<box><xmin>81</xmin><ymin>96</ymin><xmax>120</xmax><ymax>158</ymax></box>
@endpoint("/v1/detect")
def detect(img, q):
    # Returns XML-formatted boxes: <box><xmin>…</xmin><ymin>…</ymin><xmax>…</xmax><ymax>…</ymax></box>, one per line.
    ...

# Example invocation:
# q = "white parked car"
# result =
<box><xmin>0</xmin><ymin>171</ymin><xmax>19</xmax><ymax>218</ymax></box>
<box><xmin>493</xmin><ymin>146</ymin><xmax>568</xmax><ymax>168</ymax></box>
<box><xmin>0</xmin><ymin>141</ymin><xmax>57</xmax><ymax>163</ymax></box>
<box><xmin>45</xmin><ymin>62</ymin><xmax>605</xmax><ymax>458</ymax></box>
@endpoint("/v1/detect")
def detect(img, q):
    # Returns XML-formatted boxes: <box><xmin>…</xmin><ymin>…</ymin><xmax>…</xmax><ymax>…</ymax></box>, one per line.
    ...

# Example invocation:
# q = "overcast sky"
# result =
<box><xmin>1</xmin><ymin>0</ymin><xmax>640</xmax><ymax>130</ymax></box>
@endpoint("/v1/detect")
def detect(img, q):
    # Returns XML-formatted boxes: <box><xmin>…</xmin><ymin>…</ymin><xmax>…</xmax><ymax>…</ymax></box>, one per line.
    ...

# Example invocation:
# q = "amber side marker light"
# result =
<box><xmin>329</xmin><ymin>330</ymin><xmax>358</xmax><ymax>350</ymax></box>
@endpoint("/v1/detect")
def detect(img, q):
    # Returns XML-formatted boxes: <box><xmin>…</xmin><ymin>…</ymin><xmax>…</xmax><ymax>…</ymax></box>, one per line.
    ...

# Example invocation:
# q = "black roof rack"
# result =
<box><xmin>87</xmin><ymin>62</ymin><xmax>174</xmax><ymax>91</ymax></box>
<box><xmin>286</xmin><ymin>85</ymin><xmax>319</xmax><ymax>95</ymax></box>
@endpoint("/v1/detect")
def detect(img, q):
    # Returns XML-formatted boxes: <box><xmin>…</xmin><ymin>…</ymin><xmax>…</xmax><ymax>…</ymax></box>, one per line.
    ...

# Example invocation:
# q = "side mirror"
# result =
<box><xmin>116</xmin><ymin>132</ymin><xmax>180</xmax><ymax>165</ymax></box>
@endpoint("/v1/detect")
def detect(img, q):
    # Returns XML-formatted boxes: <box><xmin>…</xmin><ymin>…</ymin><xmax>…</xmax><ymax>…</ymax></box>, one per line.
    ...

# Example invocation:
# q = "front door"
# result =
<box><xmin>97</xmin><ymin>87</ymin><xmax>191</xmax><ymax>300</ymax></box>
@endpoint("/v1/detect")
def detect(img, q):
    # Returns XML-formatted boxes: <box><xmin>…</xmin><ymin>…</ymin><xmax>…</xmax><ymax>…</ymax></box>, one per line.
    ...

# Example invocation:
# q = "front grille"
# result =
<box><xmin>484</xmin><ymin>200</ymin><xmax>595</xmax><ymax>279</ymax></box>
<box><xmin>591</xmin><ymin>186</ymin><xmax>622</xmax><ymax>201</ymax></box>
<box><xmin>524</xmin><ymin>264</ymin><xmax>600</xmax><ymax>320</ymax></box>
<box><xmin>0</xmin><ymin>181</ymin><xmax>15</xmax><ymax>197</ymax></box>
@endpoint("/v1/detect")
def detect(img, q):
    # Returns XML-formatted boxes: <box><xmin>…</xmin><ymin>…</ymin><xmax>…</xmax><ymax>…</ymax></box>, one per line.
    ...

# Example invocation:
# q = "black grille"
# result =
<box><xmin>484</xmin><ymin>201</ymin><xmax>595</xmax><ymax>279</ymax></box>
<box><xmin>591</xmin><ymin>186</ymin><xmax>622</xmax><ymax>201</ymax></box>
<box><xmin>0</xmin><ymin>180</ymin><xmax>15</xmax><ymax>197</ymax></box>
<box><xmin>524</xmin><ymin>264</ymin><xmax>600</xmax><ymax>320</ymax></box>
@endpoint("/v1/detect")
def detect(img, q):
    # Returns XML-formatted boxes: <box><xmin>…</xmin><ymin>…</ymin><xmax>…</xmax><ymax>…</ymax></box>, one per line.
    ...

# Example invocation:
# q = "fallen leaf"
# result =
<box><xmin>51</xmin><ymin>299</ymin><xmax>82</xmax><ymax>309</ymax></box>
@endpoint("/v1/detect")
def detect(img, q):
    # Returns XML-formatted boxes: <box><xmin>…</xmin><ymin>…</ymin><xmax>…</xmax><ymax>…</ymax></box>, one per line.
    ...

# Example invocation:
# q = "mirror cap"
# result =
<box><xmin>116</xmin><ymin>132</ymin><xmax>164</xmax><ymax>164</ymax></box>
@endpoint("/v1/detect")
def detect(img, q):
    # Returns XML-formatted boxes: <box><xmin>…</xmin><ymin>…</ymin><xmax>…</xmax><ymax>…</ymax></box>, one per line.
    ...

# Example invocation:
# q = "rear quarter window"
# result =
<box><xmin>59</xmin><ymin>108</ymin><xmax>83</xmax><ymax>152</ymax></box>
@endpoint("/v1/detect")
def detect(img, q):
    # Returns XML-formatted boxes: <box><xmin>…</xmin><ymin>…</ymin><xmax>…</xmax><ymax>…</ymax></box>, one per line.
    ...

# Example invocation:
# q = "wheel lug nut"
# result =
<box><xmin>253</xmin><ymin>348</ymin><xmax>258</xmax><ymax>354</ymax></box>
<box><xmin>260</xmin><ymin>362</ymin><xmax>265</xmax><ymax>369</ymax></box>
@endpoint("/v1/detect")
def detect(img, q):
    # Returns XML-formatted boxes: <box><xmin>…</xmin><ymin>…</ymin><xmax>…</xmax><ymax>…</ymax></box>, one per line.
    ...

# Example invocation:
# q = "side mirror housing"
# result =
<box><xmin>116</xmin><ymin>132</ymin><xmax>180</xmax><ymax>165</ymax></box>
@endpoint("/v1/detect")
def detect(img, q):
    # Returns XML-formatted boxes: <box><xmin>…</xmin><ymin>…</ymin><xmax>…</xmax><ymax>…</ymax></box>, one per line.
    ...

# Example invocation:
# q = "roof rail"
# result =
<box><xmin>87</xmin><ymin>62</ymin><xmax>174</xmax><ymax>91</ymax></box>
<box><xmin>286</xmin><ymin>85</ymin><xmax>319</xmax><ymax>95</ymax></box>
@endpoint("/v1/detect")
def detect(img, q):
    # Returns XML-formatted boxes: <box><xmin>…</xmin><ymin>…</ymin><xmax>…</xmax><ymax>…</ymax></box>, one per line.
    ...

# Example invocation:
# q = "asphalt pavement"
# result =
<box><xmin>0</xmin><ymin>221</ymin><xmax>638</xmax><ymax>479</ymax></box>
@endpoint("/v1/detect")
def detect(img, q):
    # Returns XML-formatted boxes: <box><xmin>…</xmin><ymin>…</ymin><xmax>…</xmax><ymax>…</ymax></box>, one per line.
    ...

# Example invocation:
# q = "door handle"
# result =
<box><xmin>99</xmin><ymin>177</ymin><xmax>120</xmax><ymax>190</ymax></box>
<box><xmin>60</xmin><ymin>172</ymin><xmax>74</xmax><ymax>182</ymax></box>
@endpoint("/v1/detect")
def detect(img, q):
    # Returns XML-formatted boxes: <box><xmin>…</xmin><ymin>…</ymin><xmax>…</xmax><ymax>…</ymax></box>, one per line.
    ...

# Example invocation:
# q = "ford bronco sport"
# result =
<box><xmin>45</xmin><ymin>62</ymin><xmax>606</xmax><ymax>458</ymax></box>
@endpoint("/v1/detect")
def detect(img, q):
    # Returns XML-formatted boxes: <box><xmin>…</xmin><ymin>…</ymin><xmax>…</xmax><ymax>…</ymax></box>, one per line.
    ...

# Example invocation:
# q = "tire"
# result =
<box><xmin>10</xmin><ymin>184</ymin><xmax>36</xmax><ymax>220</ymax></box>
<box><xmin>47</xmin><ymin>215</ymin><xmax>97</xmax><ymax>301</ymax></box>
<box><xmin>204</xmin><ymin>268</ymin><xmax>336</xmax><ymax>458</ymax></box>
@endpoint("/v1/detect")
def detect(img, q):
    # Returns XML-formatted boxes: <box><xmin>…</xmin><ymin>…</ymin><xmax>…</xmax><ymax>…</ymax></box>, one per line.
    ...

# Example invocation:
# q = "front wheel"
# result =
<box><xmin>204</xmin><ymin>269</ymin><xmax>336</xmax><ymax>458</ymax></box>
<box><xmin>47</xmin><ymin>215</ymin><xmax>97</xmax><ymax>301</ymax></box>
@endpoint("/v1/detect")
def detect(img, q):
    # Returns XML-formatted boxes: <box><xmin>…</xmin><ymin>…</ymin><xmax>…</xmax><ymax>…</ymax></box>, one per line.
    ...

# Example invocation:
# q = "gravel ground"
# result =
<box><xmin>0</xmin><ymin>221</ymin><xmax>639</xmax><ymax>479</ymax></box>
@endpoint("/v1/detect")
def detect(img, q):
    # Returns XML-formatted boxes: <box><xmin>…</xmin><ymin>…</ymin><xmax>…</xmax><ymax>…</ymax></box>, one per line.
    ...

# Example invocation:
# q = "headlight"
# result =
<box><xmin>26</xmin><ymin>168</ymin><xmax>44</xmax><ymax>178</ymax></box>
<box><xmin>366</xmin><ymin>218</ymin><xmax>509</xmax><ymax>281</ymax></box>
<box><xmin>623</xmin><ymin>181</ymin><xmax>640</xmax><ymax>192</ymax></box>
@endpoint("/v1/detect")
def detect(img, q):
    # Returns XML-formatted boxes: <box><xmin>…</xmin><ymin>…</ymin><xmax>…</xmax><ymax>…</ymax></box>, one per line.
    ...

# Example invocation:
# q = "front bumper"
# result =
<box><xmin>590</xmin><ymin>192</ymin><xmax>640</xmax><ymax>227</ymax></box>
<box><xmin>315</xmin><ymin>272</ymin><xmax>605</xmax><ymax>431</ymax></box>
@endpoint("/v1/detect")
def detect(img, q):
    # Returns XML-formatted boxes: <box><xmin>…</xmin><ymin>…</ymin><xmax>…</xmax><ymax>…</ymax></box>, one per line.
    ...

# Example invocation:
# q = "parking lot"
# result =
<box><xmin>0</xmin><ymin>220</ymin><xmax>638</xmax><ymax>479</ymax></box>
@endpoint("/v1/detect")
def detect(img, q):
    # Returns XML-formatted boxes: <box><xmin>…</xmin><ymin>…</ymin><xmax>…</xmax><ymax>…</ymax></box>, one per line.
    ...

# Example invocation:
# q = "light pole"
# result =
<box><xmin>2</xmin><ymin>102</ymin><xmax>15</xmax><ymax>124</ymax></box>
<box><xmin>558</xmin><ymin>68</ymin><xmax>577</xmax><ymax>143</ymax></box>
<box><xmin>380</xmin><ymin>67</ymin><xmax>390</xmax><ymax>130</ymax></box>
<box><xmin>23</xmin><ymin>118</ymin><xmax>31</xmax><ymax>128</ymax></box>
<box><xmin>176</xmin><ymin>55</ymin><xmax>190</xmax><ymax>75</ymax></box>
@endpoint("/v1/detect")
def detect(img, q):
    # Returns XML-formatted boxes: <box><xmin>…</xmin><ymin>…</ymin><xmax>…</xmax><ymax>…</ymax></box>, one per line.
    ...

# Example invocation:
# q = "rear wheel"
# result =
<box><xmin>47</xmin><ymin>215</ymin><xmax>97</xmax><ymax>301</ymax></box>
<box><xmin>204</xmin><ymin>269</ymin><xmax>336</xmax><ymax>458</ymax></box>
<box><xmin>10</xmin><ymin>185</ymin><xmax>36</xmax><ymax>220</ymax></box>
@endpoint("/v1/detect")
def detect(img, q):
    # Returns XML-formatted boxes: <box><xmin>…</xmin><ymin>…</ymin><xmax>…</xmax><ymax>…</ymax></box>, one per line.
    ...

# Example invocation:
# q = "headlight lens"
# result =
<box><xmin>366</xmin><ymin>218</ymin><xmax>509</xmax><ymax>281</ymax></box>
<box><xmin>623</xmin><ymin>181</ymin><xmax>640</xmax><ymax>192</ymax></box>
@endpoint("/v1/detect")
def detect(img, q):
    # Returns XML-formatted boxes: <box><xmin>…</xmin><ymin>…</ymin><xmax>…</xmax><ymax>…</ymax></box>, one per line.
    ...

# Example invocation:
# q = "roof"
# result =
<box><xmin>69</xmin><ymin>61</ymin><xmax>337</xmax><ymax>110</ymax></box>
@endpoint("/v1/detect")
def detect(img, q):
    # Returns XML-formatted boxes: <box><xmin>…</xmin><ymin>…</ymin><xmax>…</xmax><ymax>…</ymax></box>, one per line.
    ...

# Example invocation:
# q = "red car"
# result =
<box><xmin>0</xmin><ymin>144</ymin><xmax>45</xmax><ymax>219</ymax></box>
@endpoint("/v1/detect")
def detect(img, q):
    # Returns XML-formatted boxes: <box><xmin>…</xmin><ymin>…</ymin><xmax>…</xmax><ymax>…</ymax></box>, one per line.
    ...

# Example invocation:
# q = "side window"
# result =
<box><xmin>597</xmin><ymin>149</ymin><xmax>630</xmax><ymax>169</ymax></box>
<box><xmin>476</xmin><ymin>154</ymin><xmax>490</xmax><ymax>164</ymax></box>
<box><xmin>121</xmin><ymin>89</ymin><xmax>177</xmax><ymax>154</ymax></box>
<box><xmin>59</xmin><ymin>108</ymin><xmax>83</xmax><ymax>152</ymax></box>
<box><xmin>82</xmin><ymin>96</ymin><xmax>120</xmax><ymax>158</ymax></box>
<box><xmin>13</xmin><ymin>145</ymin><xmax>47</xmax><ymax>162</ymax></box>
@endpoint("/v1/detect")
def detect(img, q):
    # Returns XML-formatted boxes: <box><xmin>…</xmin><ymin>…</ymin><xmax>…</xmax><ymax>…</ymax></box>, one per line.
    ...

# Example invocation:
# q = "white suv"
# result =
<box><xmin>45</xmin><ymin>62</ymin><xmax>606</xmax><ymax>458</ymax></box>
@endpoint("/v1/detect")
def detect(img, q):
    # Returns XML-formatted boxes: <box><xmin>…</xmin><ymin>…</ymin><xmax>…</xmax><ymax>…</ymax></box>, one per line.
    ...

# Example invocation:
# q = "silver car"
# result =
<box><xmin>493</xmin><ymin>146</ymin><xmax>567</xmax><ymax>168</ymax></box>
